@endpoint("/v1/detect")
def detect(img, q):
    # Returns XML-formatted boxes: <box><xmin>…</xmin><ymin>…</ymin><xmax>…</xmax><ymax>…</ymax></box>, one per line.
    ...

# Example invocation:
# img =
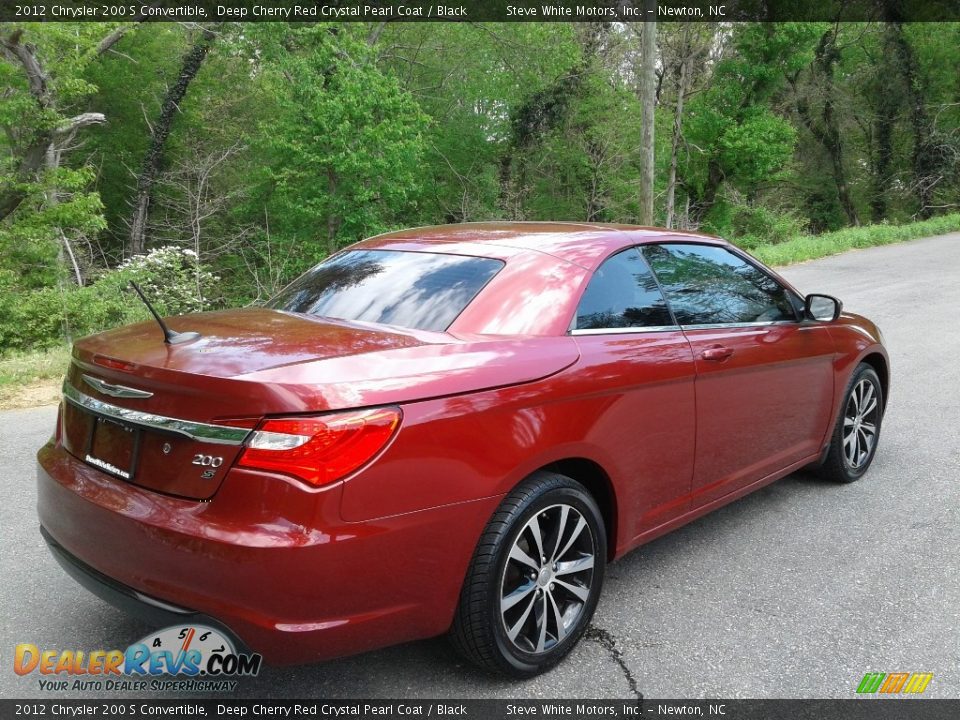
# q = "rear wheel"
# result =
<box><xmin>818</xmin><ymin>363</ymin><xmax>884</xmax><ymax>483</ymax></box>
<box><xmin>449</xmin><ymin>471</ymin><xmax>606</xmax><ymax>677</ymax></box>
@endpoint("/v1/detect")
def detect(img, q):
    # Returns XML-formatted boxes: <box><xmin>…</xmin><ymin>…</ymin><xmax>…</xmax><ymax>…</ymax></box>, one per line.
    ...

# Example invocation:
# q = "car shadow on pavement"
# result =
<box><xmin>225</xmin><ymin>468</ymin><xmax>848</xmax><ymax>698</ymax></box>
<box><xmin>19</xmin><ymin>467</ymin><xmax>855</xmax><ymax>700</ymax></box>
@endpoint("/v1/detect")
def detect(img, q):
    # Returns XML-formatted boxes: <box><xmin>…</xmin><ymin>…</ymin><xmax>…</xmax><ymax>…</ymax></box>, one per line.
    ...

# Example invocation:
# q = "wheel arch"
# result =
<box><xmin>860</xmin><ymin>351</ymin><xmax>889</xmax><ymax>411</ymax></box>
<box><xmin>539</xmin><ymin>458</ymin><xmax>618</xmax><ymax>561</ymax></box>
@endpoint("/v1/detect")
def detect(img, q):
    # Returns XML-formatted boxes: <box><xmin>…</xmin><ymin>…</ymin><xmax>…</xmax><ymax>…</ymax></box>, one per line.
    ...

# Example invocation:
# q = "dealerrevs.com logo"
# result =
<box><xmin>14</xmin><ymin>625</ymin><xmax>262</xmax><ymax>692</ymax></box>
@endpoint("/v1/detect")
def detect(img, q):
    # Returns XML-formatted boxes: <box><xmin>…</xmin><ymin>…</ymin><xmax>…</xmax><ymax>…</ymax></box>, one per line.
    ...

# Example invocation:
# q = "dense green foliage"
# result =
<box><xmin>1</xmin><ymin>20</ymin><xmax>958</xmax><ymax>351</ymax></box>
<box><xmin>0</xmin><ymin>246</ymin><xmax>217</xmax><ymax>352</ymax></box>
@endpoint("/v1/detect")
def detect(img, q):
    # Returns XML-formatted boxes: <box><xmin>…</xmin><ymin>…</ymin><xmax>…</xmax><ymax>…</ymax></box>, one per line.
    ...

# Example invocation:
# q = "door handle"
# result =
<box><xmin>702</xmin><ymin>345</ymin><xmax>734</xmax><ymax>362</ymax></box>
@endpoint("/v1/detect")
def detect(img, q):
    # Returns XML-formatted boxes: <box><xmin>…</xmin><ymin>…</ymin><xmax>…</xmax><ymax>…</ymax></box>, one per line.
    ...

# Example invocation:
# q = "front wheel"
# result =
<box><xmin>817</xmin><ymin>363</ymin><xmax>884</xmax><ymax>483</ymax></box>
<box><xmin>449</xmin><ymin>471</ymin><xmax>606</xmax><ymax>677</ymax></box>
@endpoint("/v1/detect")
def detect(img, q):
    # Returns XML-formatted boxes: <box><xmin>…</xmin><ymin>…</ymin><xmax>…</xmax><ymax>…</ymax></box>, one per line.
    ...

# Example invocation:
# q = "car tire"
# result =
<box><xmin>449</xmin><ymin>471</ymin><xmax>607</xmax><ymax>677</ymax></box>
<box><xmin>817</xmin><ymin>363</ymin><xmax>884</xmax><ymax>483</ymax></box>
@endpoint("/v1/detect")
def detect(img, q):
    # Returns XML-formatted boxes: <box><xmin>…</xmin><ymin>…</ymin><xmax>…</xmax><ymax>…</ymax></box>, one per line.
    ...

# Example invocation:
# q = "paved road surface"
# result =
<box><xmin>2</xmin><ymin>233</ymin><xmax>958</xmax><ymax>699</ymax></box>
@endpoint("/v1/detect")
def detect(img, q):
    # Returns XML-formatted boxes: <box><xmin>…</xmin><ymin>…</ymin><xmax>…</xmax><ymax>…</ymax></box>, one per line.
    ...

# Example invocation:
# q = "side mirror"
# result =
<box><xmin>805</xmin><ymin>293</ymin><xmax>843</xmax><ymax>322</ymax></box>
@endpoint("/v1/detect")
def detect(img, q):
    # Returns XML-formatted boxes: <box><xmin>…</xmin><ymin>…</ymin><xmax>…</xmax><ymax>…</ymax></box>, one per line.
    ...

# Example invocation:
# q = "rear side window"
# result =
<box><xmin>640</xmin><ymin>243</ymin><xmax>796</xmax><ymax>325</ymax></box>
<box><xmin>268</xmin><ymin>250</ymin><xmax>504</xmax><ymax>332</ymax></box>
<box><xmin>575</xmin><ymin>248</ymin><xmax>674</xmax><ymax>330</ymax></box>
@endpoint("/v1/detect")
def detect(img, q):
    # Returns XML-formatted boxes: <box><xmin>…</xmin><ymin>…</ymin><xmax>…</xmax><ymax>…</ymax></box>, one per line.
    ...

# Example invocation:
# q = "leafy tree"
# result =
<box><xmin>0</xmin><ymin>23</ymin><xmax>136</xmax><ymax>286</ymax></box>
<box><xmin>2</xmin><ymin>19</ymin><xmax>960</xmax><ymax>354</ymax></box>
<box><xmin>374</xmin><ymin>23</ymin><xmax>579</xmax><ymax>223</ymax></box>
<box><xmin>682</xmin><ymin>23</ymin><xmax>818</xmax><ymax>232</ymax></box>
<box><xmin>250</xmin><ymin>24</ymin><xmax>427</xmax><ymax>260</ymax></box>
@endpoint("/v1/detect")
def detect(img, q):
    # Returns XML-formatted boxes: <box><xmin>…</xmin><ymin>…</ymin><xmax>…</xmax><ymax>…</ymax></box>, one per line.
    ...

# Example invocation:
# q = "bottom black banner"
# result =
<box><xmin>4</xmin><ymin>699</ymin><xmax>960</xmax><ymax>720</ymax></box>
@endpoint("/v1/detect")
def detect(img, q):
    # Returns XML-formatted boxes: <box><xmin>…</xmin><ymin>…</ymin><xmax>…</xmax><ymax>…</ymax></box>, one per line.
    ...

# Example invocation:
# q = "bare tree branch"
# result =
<box><xmin>54</xmin><ymin>113</ymin><xmax>107</xmax><ymax>137</ymax></box>
<box><xmin>95</xmin><ymin>25</ymin><xmax>134</xmax><ymax>56</ymax></box>
<box><xmin>367</xmin><ymin>21</ymin><xmax>388</xmax><ymax>47</ymax></box>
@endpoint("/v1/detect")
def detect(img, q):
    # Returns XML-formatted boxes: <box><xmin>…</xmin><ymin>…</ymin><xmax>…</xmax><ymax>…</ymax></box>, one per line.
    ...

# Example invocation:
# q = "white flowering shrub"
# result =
<box><xmin>0</xmin><ymin>247</ymin><xmax>221</xmax><ymax>351</ymax></box>
<box><xmin>111</xmin><ymin>246</ymin><xmax>219</xmax><ymax>315</ymax></box>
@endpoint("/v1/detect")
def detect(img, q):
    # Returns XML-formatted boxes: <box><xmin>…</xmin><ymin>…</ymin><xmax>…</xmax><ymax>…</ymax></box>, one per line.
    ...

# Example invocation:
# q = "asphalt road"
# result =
<box><xmin>2</xmin><ymin>233</ymin><xmax>959</xmax><ymax>700</ymax></box>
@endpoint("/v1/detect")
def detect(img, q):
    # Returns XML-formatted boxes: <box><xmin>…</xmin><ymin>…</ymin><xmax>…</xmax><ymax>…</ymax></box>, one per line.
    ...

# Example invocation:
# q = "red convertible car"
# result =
<box><xmin>37</xmin><ymin>223</ymin><xmax>888</xmax><ymax>676</ymax></box>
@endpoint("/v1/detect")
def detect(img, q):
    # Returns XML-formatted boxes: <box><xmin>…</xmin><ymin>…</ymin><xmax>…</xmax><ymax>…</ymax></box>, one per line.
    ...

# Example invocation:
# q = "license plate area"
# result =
<box><xmin>84</xmin><ymin>416</ymin><xmax>141</xmax><ymax>481</ymax></box>
<box><xmin>61</xmin><ymin>395</ymin><xmax>242</xmax><ymax>499</ymax></box>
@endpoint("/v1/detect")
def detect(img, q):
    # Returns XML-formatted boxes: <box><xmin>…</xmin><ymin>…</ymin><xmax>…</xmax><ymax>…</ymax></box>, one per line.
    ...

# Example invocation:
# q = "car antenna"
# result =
<box><xmin>128</xmin><ymin>281</ymin><xmax>201</xmax><ymax>345</ymax></box>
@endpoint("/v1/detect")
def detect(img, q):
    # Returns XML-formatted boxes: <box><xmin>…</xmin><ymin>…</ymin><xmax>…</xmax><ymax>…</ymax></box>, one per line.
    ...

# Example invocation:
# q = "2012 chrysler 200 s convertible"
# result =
<box><xmin>37</xmin><ymin>223</ymin><xmax>888</xmax><ymax>677</ymax></box>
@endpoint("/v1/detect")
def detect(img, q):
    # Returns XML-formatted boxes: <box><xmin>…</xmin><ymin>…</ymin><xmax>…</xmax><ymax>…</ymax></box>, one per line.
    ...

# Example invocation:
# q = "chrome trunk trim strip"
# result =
<box><xmin>63</xmin><ymin>383</ymin><xmax>250</xmax><ymax>446</ymax></box>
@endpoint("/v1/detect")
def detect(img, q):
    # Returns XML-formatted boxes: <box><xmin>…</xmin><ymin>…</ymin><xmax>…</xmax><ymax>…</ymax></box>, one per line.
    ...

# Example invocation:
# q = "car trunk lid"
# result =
<box><xmin>60</xmin><ymin>308</ymin><xmax>578</xmax><ymax>500</ymax></box>
<box><xmin>61</xmin><ymin>308</ymin><xmax>434</xmax><ymax>500</ymax></box>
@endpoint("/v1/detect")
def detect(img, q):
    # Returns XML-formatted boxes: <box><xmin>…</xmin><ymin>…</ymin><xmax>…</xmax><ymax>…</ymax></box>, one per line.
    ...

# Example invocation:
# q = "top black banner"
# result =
<box><xmin>4</xmin><ymin>0</ymin><xmax>960</xmax><ymax>22</ymax></box>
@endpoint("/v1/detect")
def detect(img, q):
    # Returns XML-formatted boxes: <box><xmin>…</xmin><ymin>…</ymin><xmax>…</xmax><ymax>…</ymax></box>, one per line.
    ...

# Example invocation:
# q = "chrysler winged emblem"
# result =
<box><xmin>82</xmin><ymin>374</ymin><xmax>154</xmax><ymax>399</ymax></box>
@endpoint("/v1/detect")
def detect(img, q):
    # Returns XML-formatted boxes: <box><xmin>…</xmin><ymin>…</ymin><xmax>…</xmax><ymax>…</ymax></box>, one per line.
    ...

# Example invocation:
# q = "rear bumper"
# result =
<box><xmin>41</xmin><ymin>526</ymin><xmax>249</xmax><ymax>651</ymax></box>
<box><xmin>37</xmin><ymin>441</ymin><xmax>498</xmax><ymax>665</ymax></box>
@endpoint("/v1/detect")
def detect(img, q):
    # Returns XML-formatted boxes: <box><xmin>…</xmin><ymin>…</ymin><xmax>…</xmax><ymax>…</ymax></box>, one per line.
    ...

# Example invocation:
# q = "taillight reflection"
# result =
<box><xmin>93</xmin><ymin>354</ymin><xmax>137</xmax><ymax>372</ymax></box>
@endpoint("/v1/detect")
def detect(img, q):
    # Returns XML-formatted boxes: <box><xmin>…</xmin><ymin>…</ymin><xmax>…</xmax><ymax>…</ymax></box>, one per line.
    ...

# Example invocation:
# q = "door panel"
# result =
<box><xmin>684</xmin><ymin>323</ymin><xmax>835</xmax><ymax>505</ymax></box>
<box><xmin>638</xmin><ymin>241</ymin><xmax>837</xmax><ymax>508</ymax></box>
<box><xmin>572</xmin><ymin>332</ymin><xmax>697</xmax><ymax>536</ymax></box>
<box><xmin>569</xmin><ymin>247</ymin><xmax>697</xmax><ymax>538</ymax></box>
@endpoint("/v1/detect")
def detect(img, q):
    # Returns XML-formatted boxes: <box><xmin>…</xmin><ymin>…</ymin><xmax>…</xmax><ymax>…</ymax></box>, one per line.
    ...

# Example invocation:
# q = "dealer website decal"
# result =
<box><xmin>13</xmin><ymin>624</ymin><xmax>262</xmax><ymax>692</ymax></box>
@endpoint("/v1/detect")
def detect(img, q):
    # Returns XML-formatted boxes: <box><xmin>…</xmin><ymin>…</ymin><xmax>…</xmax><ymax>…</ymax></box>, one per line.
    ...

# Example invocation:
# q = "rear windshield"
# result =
<box><xmin>268</xmin><ymin>249</ymin><xmax>504</xmax><ymax>332</ymax></box>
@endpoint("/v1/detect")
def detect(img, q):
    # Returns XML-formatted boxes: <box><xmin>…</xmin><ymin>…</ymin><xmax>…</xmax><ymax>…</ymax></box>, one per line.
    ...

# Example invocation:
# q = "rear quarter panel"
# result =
<box><xmin>339</xmin><ymin>352</ymin><xmax>693</xmax><ymax>559</ymax></box>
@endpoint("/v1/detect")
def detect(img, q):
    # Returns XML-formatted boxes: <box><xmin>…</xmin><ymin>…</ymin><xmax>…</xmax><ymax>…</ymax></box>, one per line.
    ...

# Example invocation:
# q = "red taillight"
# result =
<box><xmin>237</xmin><ymin>407</ymin><xmax>401</xmax><ymax>487</ymax></box>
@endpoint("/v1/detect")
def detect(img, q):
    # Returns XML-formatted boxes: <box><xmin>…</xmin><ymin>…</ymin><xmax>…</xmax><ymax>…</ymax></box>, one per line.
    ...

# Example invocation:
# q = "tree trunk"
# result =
<box><xmin>59</xmin><ymin>230</ymin><xmax>84</xmax><ymax>286</ymax></box>
<box><xmin>665</xmin><ymin>52</ymin><xmax>689</xmax><ymax>229</ymax></box>
<box><xmin>326</xmin><ymin>167</ymin><xmax>341</xmax><ymax>256</ymax></box>
<box><xmin>128</xmin><ymin>28</ymin><xmax>216</xmax><ymax>257</ymax></box>
<box><xmin>793</xmin><ymin>40</ymin><xmax>860</xmax><ymax>225</ymax></box>
<box><xmin>0</xmin><ymin>34</ymin><xmax>55</xmax><ymax>219</ymax></box>
<box><xmin>497</xmin><ymin>154</ymin><xmax>514</xmax><ymax>218</ymax></box>
<box><xmin>870</xmin><ymin>22</ymin><xmax>907</xmax><ymax>223</ymax></box>
<box><xmin>884</xmin><ymin>23</ymin><xmax>936</xmax><ymax>218</ymax></box>
<box><xmin>814</xmin><ymin>30</ymin><xmax>859</xmax><ymax>225</ymax></box>
<box><xmin>585</xmin><ymin>139</ymin><xmax>604</xmax><ymax>222</ymax></box>
<box><xmin>823</xmin><ymin>107</ymin><xmax>860</xmax><ymax>226</ymax></box>
<box><xmin>870</xmin><ymin>98</ymin><xmax>896</xmax><ymax>222</ymax></box>
<box><xmin>690</xmin><ymin>159</ymin><xmax>724</xmax><ymax>226</ymax></box>
<box><xmin>638</xmin><ymin>12</ymin><xmax>657</xmax><ymax>226</ymax></box>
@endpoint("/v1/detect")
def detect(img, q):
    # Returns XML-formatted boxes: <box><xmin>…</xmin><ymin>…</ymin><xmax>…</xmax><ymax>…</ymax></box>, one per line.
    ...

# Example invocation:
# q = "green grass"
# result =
<box><xmin>752</xmin><ymin>213</ymin><xmax>960</xmax><ymax>266</ymax></box>
<box><xmin>0</xmin><ymin>345</ymin><xmax>70</xmax><ymax>389</ymax></box>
